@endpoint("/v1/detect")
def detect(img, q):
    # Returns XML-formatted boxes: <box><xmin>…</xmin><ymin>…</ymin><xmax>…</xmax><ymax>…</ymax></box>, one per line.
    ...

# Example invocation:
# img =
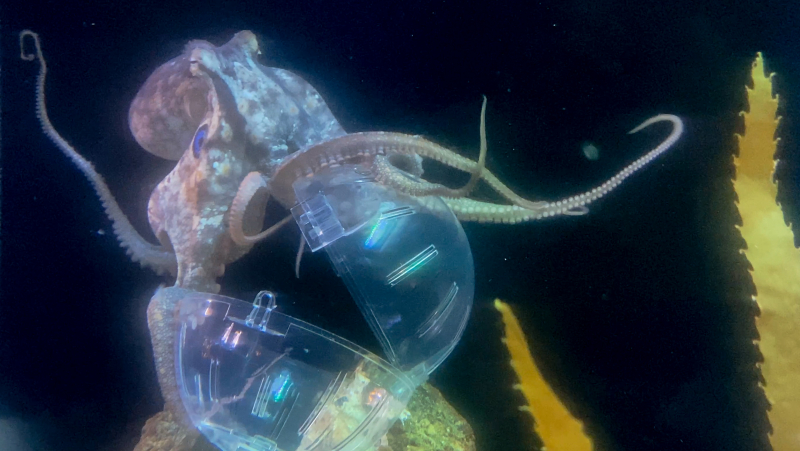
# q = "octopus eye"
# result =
<box><xmin>192</xmin><ymin>125</ymin><xmax>209</xmax><ymax>158</ymax></box>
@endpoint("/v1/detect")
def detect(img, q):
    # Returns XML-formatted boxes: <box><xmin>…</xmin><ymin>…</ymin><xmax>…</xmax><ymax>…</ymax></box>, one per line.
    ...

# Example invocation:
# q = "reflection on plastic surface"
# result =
<box><xmin>386</xmin><ymin>244</ymin><xmax>438</xmax><ymax>286</ymax></box>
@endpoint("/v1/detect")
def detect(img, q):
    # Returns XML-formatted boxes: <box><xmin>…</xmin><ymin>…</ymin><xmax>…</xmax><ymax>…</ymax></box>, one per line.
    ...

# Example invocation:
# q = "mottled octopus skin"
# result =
<box><xmin>130</xmin><ymin>30</ymin><xmax>346</xmax><ymax>171</ymax></box>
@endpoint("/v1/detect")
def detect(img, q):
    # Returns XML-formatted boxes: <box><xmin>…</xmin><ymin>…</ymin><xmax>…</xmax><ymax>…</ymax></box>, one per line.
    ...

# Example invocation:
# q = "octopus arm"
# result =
<box><xmin>446</xmin><ymin>114</ymin><xmax>684</xmax><ymax>223</ymax></box>
<box><xmin>20</xmin><ymin>30</ymin><xmax>177</xmax><ymax>276</ymax></box>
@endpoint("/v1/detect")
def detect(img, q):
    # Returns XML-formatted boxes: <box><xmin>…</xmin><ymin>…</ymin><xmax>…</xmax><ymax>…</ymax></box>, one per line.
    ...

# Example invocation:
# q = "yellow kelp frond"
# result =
<box><xmin>494</xmin><ymin>299</ymin><xmax>592</xmax><ymax>451</ymax></box>
<box><xmin>734</xmin><ymin>52</ymin><xmax>800</xmax><ymax>451</ymax></box>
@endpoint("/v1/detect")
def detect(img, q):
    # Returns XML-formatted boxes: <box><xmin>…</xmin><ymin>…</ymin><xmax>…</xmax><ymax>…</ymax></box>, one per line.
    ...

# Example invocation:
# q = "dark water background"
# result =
<box><xmin>2</xmin><ymin>1</ymin><xmax>800</xmax><ymax>450</ymax></box>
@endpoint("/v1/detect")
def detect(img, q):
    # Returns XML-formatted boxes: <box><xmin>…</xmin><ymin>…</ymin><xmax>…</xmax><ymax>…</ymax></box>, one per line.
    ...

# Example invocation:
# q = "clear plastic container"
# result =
<box><xmin>176</xmin><ymin>163</ymin><xmax>475</xmax><ymax>451</ymax></box>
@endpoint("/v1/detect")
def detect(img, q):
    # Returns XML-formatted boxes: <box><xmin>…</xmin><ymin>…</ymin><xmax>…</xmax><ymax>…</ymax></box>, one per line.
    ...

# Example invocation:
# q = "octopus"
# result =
<box><xmin>19</xmin><ymin>29</ymin><xmax>683</xmax><ymax>451</ymax></box>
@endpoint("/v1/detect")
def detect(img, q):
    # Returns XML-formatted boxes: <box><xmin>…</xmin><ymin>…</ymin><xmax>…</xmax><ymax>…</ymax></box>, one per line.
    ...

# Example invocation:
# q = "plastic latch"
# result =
<box><xmin>290</xmin><ymin>193</ymin><xmax>344</xmax><ymax>252</ymax></box>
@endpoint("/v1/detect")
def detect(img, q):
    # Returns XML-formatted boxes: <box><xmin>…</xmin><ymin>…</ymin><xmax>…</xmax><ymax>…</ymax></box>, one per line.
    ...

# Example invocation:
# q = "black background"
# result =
<box><xmin>2</xmin><ymin>1</ymin><xmax>800</xmax><ymax>450</ymax></box>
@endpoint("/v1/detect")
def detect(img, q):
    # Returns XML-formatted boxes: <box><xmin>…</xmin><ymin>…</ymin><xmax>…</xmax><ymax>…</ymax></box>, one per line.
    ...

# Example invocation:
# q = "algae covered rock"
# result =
<box><xmin>381</xmin><ymin>383</ymin><xmax>476</xmax><ymax>451</ymax></box>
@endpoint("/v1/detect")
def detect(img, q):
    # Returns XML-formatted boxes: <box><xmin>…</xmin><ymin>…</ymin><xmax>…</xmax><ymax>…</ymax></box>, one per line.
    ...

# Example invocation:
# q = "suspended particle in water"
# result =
<box><xmin>581</xmin><ymin>141</ymin><xmax>600</xmax><ymax>161</ymax></box>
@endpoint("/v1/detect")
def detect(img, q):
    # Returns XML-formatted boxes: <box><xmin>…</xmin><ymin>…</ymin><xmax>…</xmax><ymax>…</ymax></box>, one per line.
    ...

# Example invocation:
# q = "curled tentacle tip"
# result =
<box><xmin>19</xmin><ymin>30</ymin><xmax>40</xmax><ymax>61</ymax></box>
<box><xmin>627</xmin><ymin>114</ymin><xmax>683</xmax><ymax>135</ymax></box>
